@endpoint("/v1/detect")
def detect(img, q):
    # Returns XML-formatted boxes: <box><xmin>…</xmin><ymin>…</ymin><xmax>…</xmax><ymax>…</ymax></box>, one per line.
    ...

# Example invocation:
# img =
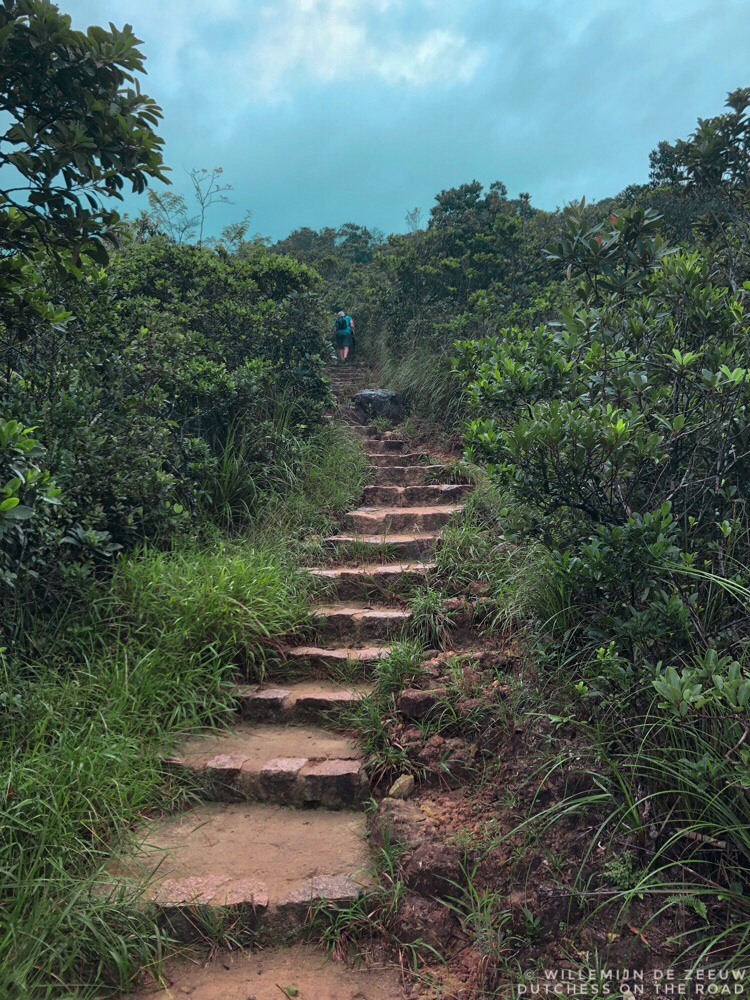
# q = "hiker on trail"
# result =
<box><xmin>333</xmin><ymin>310</ymin><xmax>355</xmax><ymax>362</ymax></box>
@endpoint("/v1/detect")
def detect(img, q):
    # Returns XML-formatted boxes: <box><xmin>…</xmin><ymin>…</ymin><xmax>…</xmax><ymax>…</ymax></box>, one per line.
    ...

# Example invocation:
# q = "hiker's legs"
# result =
<box><xmin>341</xmin><ymin>346</ymin><xmax>349</xmax><ymax>360</ymax></box>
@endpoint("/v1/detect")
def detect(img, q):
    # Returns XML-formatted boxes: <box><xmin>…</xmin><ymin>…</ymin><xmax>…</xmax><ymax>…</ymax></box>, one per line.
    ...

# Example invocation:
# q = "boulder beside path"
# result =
<box><xmin>353</xmin><ymin>389</ymin><xmax>404</xmax><ymax>421</ymax></box>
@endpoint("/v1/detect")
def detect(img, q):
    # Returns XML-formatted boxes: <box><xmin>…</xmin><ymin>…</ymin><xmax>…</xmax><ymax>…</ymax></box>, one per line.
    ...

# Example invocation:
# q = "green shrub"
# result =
<box><xmin>457</xmin><ymin>211</ymin><xmax>750</xmax><ymax>663</ymax></box>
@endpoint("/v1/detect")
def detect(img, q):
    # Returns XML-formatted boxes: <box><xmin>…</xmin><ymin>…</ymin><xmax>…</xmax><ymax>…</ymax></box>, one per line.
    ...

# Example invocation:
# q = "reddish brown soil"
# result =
<box><xmin>357</xmin><ymin>647</ymin><xmax>697</xmax><ymax>999</ymax></box>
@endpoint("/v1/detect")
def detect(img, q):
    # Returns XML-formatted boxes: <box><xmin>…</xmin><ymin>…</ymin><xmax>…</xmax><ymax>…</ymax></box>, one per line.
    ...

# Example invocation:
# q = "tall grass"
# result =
<box><xmin>480</xmin><ymin>541</ymin><xmax>750</xmax><ymax>972</ymax></box>
<box><xmin>382</xmin><ymin>342</ymin><xmax>463</xmax><ymax>426</ymax></box>
<box><xmin>0</xmin><ymin>640</ymin><xmax>222</xmax><ymax>997</ymax></box>
<box><xmin>203</xmin><ymin>411</ymin><xmax>365</xmax><ymax>525</ymax></box>
<box><xmin>109</xmin><ymin>537</ymin><xmax>312</xmax><ymax>681</ymax></box>
<box><xmin>0</xmin><ymin>421</ymin><xmax>366</xmax><ymax>997</ymax></box>
<box><xmin>256</xmin><ymin>422</ymin><xmax>367</xmax><ymax>540</ymax></box>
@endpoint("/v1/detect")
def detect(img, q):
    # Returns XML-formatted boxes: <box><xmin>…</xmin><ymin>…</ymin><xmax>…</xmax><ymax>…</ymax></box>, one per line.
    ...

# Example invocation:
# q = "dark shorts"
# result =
<box><xmin>335</xmin><ymin>332</ymin><xmax>353</xmax><ymax>348</ymax></box>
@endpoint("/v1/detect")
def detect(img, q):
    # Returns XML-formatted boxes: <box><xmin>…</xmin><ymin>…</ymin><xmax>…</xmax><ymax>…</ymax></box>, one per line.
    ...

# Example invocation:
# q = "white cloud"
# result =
<box><xmin>374</xmin><ymin>28</ymin><xmax>483</xmax><ymax>87</ymax></box>
<box><xmin>224</xmin><ymin>0</ymin><xmax>486</xmax><ymax>100</ymax></box>
<box><xmin>68</xmin><ymin>0</ymin><xmax>485</xmax><ymax>104</ymax></box>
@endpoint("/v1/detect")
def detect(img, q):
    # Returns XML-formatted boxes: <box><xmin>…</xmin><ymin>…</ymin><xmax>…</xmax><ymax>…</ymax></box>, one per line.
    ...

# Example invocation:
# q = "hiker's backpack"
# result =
<box><xmin>335</xmin><ymin>315</ymin><xmax>350</xmax><ymax>332</ymax></box>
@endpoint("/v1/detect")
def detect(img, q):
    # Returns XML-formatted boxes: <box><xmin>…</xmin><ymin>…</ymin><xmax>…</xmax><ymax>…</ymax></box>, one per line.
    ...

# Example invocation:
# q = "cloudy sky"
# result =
<box><xmin>66</xmin><ymin>0</ymin><xmax>749</xmax><ymax>240</ymax></box>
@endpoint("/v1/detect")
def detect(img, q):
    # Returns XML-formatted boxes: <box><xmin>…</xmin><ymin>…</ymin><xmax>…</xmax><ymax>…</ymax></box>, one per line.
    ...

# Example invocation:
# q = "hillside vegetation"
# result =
<box><xmin>1</xmin><ymin>1</ymin><xmax>749</xmax><ymax>993</ymax></box>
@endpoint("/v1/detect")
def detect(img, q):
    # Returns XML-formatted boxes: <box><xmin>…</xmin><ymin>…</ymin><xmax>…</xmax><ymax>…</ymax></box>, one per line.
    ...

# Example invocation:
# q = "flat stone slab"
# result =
<box><xmin>310</xmin><ymin>561</ymin><xmax>432</xmax><ymax>581</ymax></box>
<box><xmin>310</xmin><ymin>561</ymin><xmax>434</xmax><ymax>599</ymax></box>
<box><xmin>126</xmin><ymin>943</ymin><xmax>406</xmax><ymax>999</ymax></box>
<box><xmin>112</xmin><ymin>803</ymin><xmax>370</xmax><ymax>941</ymax></box>
<box><xmin>152</xmin><ymin>874</ymin><xmax>269</xmax><ymax>909</ymax></box>
<box><xmin>235</xmin><ymin>679</ymin><xmax>373</xmax><ymax>722</ymax></box>
<box><xmin>367</xmin><ymin>451</ymin><xmax>430</xmax><ymax>467</ymax></box>
<box><xmin>344</xmin><ymin>504</ymin><xmax>463</xmax><ymax>535</ymax></box>
<box><xmin>277</xmin><ymin>874</ymin><xmax>363</xmax><ymax>921</ymax></box>
<box><xmin>167</xmin><ymin>723</ymin><xmax>367</xmax><ymax>809</ymax></box>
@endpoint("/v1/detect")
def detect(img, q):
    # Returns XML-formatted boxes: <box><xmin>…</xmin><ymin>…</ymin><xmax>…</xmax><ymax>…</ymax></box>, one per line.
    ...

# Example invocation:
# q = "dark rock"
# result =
<box><xmin>396</xmin><ymin>687</ymin><xmax>447</xmax><ymax>719</ymax></box>
<box><xmin>393</xmin><ymin>895</ymin><xmax>460</xmax><ymax>955</ymax></box>
<box><xmin>403</xmin><ymin>842</ymin><xmax>462</xmax><ymax>898</ymax></box>
<box><xmin>353</xmin><ymin>389</ymin><xmax>405</xmax><ymax>421</ymax></box>
<box><xmin>415</xmin><ymin>734</ymin><xmax>446</xmax><ymax>768</ymax></box>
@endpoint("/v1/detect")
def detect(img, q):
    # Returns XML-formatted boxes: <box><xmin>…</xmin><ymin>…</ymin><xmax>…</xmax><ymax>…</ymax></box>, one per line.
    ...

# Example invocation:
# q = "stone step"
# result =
<box><xmin>279</xmin><ymin>645</ymin><xmax>390</xmax><ymax>675</ymax></box>
<box><xmin>369</xmin><ymin>464</ymin><xmax>453</xmax><ymax>487</ymax></box>
<box><xmin>363</xmin><ymin>438</ymin><xmax>406</xmax><ymax>454</ymax></box>
<box><xmin>362</xmin><ymin>484</ymin><xmax>471</xmax><ymax>507</ymax></box>
<box><xmin>112</xmin><ymin>804</ymin><xmax>369</xmax><ymax>942</ymax></box>
<box><xmin>128</xmin><ymin>945</ymin><xmax>405</xmax><ymax>999</ymax></box>
<box><xmin>165</xmin><ymin>723</ymin><xmax>368</xmax><ymax>810</ymax></box>
<box><xmin>343</xmin><ymin>504</ymin><xmax>463</xmax><ymax>535</ymax></box>
<box><xmin>324</xmin><ymin>531</ymin><xmax>440</xmax><ymax>560</ymax></box>
<box><xmin>236</xmin><ymin>678</ymin><xmax>373</xmax><ymax>722</ymax></box>
<box><xmin>310</xmin><ymin>561</ymin><xmax>435</xmax><ymax>600</ymax></box>
<box><xmin>314</xmin><ymin>603</ymin><xmax>410</xmax><ymax>643</ymax></box>
<box><xmin>368</xmin><ymin>451</ymin><xmax>430</xmax><ymax>467</ymax></box>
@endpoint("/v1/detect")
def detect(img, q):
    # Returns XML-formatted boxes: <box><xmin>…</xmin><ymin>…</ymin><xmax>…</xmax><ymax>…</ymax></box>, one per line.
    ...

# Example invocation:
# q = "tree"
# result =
<box><xmin>189</xmin><ymin>166</ymin><xmax>232</xmax><ymax>247</ymax></box>
<box><xmin>404</xmin><ymin>206</ymin><xmax>423</xmax><ymax>233</ymax></box>
<box><xmin>667</xmin><ymin>88</ymin><xmax>749</xmax><ymax>194</ymax></box>
<box><xmin>220</xmin><ymin>210</ymin><xmax>254</xmax><ymax>250</ymax></box>
<box><xmin>0</xmin><ymin>1</ymin><xmax>167</xmax><ymax>264</ymax></box>
<box><xmin>648</xmin><ymin>87</ymin><xmax>750</xmax><ymax>288</ymax></box>
<box><xmin>140</xmin><ymin>189</ymin><xmax>198</xmax><ymax>243</ymax></box>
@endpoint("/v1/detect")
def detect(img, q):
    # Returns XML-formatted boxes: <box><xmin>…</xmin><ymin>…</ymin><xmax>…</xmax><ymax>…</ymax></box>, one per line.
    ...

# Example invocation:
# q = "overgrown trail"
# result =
<box><xmin>126</xmin><ymin>364</ymin><xmax>466</xmax><ymax>999</ymax></box>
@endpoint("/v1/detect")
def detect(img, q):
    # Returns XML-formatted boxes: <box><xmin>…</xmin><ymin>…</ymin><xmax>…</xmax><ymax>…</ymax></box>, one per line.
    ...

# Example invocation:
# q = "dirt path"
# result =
<box><xmin>124</xmin><ymin>365</ymin><xmax>463</xmax><ymax>999</ymax></box>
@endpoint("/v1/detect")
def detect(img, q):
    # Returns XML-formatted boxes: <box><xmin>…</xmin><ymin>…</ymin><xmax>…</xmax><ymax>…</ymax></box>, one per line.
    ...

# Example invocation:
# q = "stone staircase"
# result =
<box><xmin>116</xmin><ymin>365</ymin><xmax>465</xmax><ymax>962</ymax></box>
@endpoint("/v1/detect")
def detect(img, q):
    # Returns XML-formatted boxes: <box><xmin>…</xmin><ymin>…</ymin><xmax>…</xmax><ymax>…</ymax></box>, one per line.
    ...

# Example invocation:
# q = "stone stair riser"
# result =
<box><xmin>314</xmin><ymin>570</ymin><xmax>428</xmax><ymax>601</ymax></box>
<box><xmin>323</xmin><ymin>534</ymin><xmax>439</xmax><ymax>560</ymax></box>
<box><xmin>166</xmin><ymin>757</ymin><xmax>368</xmax><ymax>811</ymax></box>
<box><xmin>362</xmin><ymin>484</ymin><xmax>470</xmax><ymax>507</ymax></box>
<box><xmin>321</xmin><ymin>581</ymin><xmax>412</xmax><ymax>603</ymax></box>
<box><xmin>315</xmin><ymin>611</ymin><xmax>409</xmax><ymax>644</ymax></box>
<box><xmin>344</xmin><ymin>509</ymin><xmax>457</xmax><ymax>534</ymax></box>
<box><xmin>369</xmin><ymin>465</ymin><xmax>452</xmax><ymax>487</ymax></box>
<box><xmin>363</xmin><ymin>439</ymin><xmax>406</xmax><ymax>454</ymax></box>
<box><xmin>367</xmin><ymin>452</ymin><xmax>429</xmax><ymax>467</ymax></box>
<box><xmin>236</xmin><ymin>684</ymin><xmax>372</xmax><ymax>723</ymax></box>
<box><xmin>276</xmin><ymin>649</ymin><xmax>388</xmax><ymax>677</ymax></box>
<box><xmin>153</xmin><ymin>876</ymin><xmax>363</xmax><ymax>944</ymax></box>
